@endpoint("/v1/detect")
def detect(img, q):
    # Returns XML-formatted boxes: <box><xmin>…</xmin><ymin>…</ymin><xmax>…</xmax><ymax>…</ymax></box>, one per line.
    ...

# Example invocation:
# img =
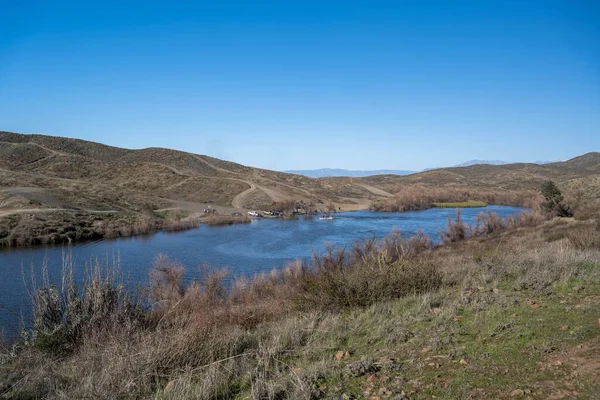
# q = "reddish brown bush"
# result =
<box><xmin>439</xmin><ymin>210</ymin><xmax>469</xmax><ymax>243</ymax></box>
<box><xmin>371</xmin><ymin>185</ymin><xmax>537</xmax><ymax>212</ymax></box>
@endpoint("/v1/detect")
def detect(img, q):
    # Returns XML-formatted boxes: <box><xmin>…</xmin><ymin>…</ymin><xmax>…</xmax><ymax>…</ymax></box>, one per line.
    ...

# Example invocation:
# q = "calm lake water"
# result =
<box><xmin>0</xmin><ymin>206</ymin><xmax>525</xmax><ymax>340</ymax></box>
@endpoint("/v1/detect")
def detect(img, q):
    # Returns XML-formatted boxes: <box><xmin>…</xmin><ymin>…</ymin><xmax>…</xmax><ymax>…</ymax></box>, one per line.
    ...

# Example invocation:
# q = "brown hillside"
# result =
<box><xmin>0</xmin><ymin>130</ymin><xmax>598</xmax><ymax>245</ymax></box>
<box><xmin>0</xmin><ymin>131</ymin><xmax>385</xmax><ymax>219</ymax></box>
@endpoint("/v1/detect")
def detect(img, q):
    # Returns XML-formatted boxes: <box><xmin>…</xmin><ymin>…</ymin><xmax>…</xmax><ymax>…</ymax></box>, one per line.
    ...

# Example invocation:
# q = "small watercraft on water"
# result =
<box><xmin>319</xmin><ymin>215</ymin><xmax>334</xmax><ymax>220</ymax></box>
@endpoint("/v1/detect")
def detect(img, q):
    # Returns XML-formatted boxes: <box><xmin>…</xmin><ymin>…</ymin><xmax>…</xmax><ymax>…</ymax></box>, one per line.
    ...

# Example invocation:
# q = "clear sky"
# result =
<box><xmin>1</xmin><ymin>1</ymin><xmax>598</xmax><ymax>171</ymax></box>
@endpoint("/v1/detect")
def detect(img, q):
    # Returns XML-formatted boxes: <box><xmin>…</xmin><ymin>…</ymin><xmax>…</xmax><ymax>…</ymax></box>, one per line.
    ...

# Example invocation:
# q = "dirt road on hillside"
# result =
<box><xmin>231</xmin><ymin>181</ymin><xmax>257</xmax><ymax>208</ymax></box>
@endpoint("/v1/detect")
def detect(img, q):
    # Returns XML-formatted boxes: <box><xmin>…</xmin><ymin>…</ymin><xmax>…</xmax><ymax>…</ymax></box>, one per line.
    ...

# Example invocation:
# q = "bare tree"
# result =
<box><xmin>303</xmin><ymin>200</ymin><xmax>316</xmax><ymax>216</ymax></box>
<box><xmin>277</xmin><ymin>200</ymin><xmax>296</xmax><ymax>216</ymax></box>
<box><xmin>326</xmin><ymin>202</ymin><xmax>337</xmax><ymax>215</ymax></box>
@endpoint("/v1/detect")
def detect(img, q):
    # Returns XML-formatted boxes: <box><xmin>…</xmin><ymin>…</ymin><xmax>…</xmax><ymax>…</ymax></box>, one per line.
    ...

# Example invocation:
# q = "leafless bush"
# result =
<box><xmin>566</xmin><ymin>225</ymin><xmax>600</xmax><ymax>250</ymax></box>
<box><xmin>150</xmin><ymin>254</ymin><xmax>186</xmax><ymax>311</ymax></box>
<box><xmin>474</xmin><ymin>211</ymin><xmax>506</xmax><ymax>234</ymax></box>
<box><xmin>24</xmin><ymin>252</ymin><xmax>145</xmax><ymax>355</ymax></box>
<box><xmin>439</xmin><ymin>210</ymin><xmax>469</xmax><ymax>243</ymax></box>
<box><xmin>294</xmin><ymin>232</ymin><xmax>441</xmax><ymax>310</ymax></box>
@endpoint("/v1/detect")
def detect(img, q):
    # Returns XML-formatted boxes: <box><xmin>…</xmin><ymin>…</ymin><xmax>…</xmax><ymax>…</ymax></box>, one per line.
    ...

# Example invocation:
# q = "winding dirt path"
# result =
<box><xmin>192</xmin><ymin>154</ymin><xmax>313</xmax><ymax>197</ymax></box>
<box><xmin>231</xmin><ymin>181</ymin><xmax>257</xmax><ymax>208</ymax></box>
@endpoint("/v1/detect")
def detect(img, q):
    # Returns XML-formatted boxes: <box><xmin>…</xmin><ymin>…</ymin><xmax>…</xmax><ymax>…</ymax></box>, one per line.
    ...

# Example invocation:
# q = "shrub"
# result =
<box><xmin>408</xmin><ymin>230</ymin><xmax>434</xmax><ymax>254</ymax></box>
<box><xmin>296</xmin><ymin>257</ymin><xmax>441</xmax><ymax>310</ymax></box>
<box><xmin>566</xmin><ymin>226</ymin><xmax>600</xmax><ymax>250</ymax></box>
<box><xmin>541</xmin><ymin>181</ymin><xmax>572</xmax><ymax>217</ymax></box>
<box><xmin>439</xmin><ymin>210</ymin><xmax>469</xmax><ymax>243</ymax></box>
<box><xmin>294</xmin><ymin>233</ymin><xmax>441</xmax><ymax>310</ymax></box>
<box><xmin>150</xmin><ymin>254</ymin><xmax>186</xmax><ymax>310</ymax></box>
<box><xmin>572</xmin><ymin>199</ymin><xmax>600</xmax><ymax>221</ymax></box>
<box><xmin>507</xmin><ymin>210</ymin><xmax>545</xmax><ymax>228</ymax></box>
<box><xmin>474</xmin><ymin>211</ymin><xmax>506</xmax><ymax>234</ymax></box>
<box><xmin>25</xmin><ymin>253</ymin><xmax>145</xmax><ymax>355</ymax></box>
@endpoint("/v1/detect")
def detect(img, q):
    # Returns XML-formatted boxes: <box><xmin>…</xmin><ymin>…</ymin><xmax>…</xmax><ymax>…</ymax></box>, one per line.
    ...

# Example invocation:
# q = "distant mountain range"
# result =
<box><xmin>453</xmin><ymin>160</ymin><xmax>508</xmax><ymax>167</ymax></box>
<box><xmin>284</xmin><ymin>168</ymin><xmax>417</xmax><ymax>178</ymax></box>
<box><xmin>286</xmin><ymin>160</ymin><xmax>560</xmax><ymax>178</ymax></box>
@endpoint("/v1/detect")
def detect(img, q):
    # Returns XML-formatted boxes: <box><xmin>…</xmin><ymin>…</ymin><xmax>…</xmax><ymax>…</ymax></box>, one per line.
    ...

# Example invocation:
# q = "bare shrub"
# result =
<box><xmin>408</xmin><ymin>230</ymin><xmax>434</xmax><ymax>254</ymax></box>
<box><xmin>507</xmin><ymin>210</ymin><xmax>545</xmax><ymax>228</ymax></box>
<box><xmin>572</xmin><ymin>198</ymin><xmax>600</xmax><ymax>221</ymax></box>
<box><xmin>95</xmin><ymin>216</ymin><xmax>201</xmax><ymax>238</ymax></box>
<box><xmin>294</xmin><ymin>233</ymin><xmax>441</xmax><ymax>310</ymax></box>
<box><xmin>566</xmin><ymin>225</ymin><xmax>600</xmax><ymax>250</ymax></box>
<box><xmin>474</xmin><ymin>211</ymin><xmax>506</xmax><ymax>235</ymax></box>
<box><xmin>150</xmin><ymin>254</ymin><xmax>185</xmax><ymax>310</ymax></box>
<box><xmin>439</xmin><ymin>210</ymin><xmax>469</xmax><ymax>243</ymax></box>
<box><xmin>272</xmin><ymin>200</ymin><xmax>296</xmax><ymax>216</ymax></box>
<box><xmin>296</xmin><ymin>257</ymin><xmax>441</xmax><ymax>310</ymax></box>
<box><xmin>25</xmin><ymin>252</ymin><xmax>145</xmax><ymax>355</ymax></box>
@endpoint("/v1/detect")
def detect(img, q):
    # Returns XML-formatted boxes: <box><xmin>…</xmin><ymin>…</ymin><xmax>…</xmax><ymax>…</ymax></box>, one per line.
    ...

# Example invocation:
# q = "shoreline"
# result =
<box><xmin>0</xmin><ymin>204</ymin><xmax>526</xmax><ymax>250</ymax></box>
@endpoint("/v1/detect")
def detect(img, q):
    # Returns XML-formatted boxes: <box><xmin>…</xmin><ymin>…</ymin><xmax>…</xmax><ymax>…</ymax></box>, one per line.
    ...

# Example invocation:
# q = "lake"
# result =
<box><xmin>0</xmin><ymin>206</ymin><xmax>525</xmax><ymax>340</ymax></box>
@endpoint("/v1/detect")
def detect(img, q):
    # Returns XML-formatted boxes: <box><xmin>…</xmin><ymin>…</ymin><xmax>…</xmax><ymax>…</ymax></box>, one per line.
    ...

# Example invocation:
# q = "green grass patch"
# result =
<box><xmin>433</xmin><ymin>200</ymin><xmax>487</xmax><ymax>208</ymax></box>
<box><xmin>279</xmin><ymin>285</ymin><xmax>600</xmax><ymax>399</ymax></box>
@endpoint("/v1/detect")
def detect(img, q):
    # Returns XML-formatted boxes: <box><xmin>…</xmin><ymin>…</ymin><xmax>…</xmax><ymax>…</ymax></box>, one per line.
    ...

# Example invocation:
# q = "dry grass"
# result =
<box><xmin>565</xmin><ymin>224</ymin><xmax>600</xmax><ymax>250</ymax></box>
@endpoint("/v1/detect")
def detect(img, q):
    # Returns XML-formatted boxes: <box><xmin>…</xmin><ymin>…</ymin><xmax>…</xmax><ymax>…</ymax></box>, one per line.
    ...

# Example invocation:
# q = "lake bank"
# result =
<box><xmin>0</xmin><ymin>206</ymin><xmax>528</xmax><ymax>340</ymax></box>
<box><xmin>0</xmin><ymin>202</ymin><xmax>370</xmax><ymax>249</ymax></box>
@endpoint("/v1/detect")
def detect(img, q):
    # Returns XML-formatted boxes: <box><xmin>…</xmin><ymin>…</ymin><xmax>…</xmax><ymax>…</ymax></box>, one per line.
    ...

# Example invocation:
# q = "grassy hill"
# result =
<box><xmin>0</xmin><ymin>130</ymin><xmax>598</xmax><ymax>245</ymax></box>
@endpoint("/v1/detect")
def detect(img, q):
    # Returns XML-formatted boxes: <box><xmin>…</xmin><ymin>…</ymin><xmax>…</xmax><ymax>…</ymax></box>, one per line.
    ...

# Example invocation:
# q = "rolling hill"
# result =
<box><xmin>0</xmin><ymin>130</ymin><xmax>598</xmax><ymax>245</ymax></box>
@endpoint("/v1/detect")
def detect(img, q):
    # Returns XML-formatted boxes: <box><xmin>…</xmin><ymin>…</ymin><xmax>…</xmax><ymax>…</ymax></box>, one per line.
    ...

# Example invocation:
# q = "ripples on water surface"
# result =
<box><xmin>0</xmin><ymin>206</ymin><xmax>526</xmax><ymax>338</ymax></box>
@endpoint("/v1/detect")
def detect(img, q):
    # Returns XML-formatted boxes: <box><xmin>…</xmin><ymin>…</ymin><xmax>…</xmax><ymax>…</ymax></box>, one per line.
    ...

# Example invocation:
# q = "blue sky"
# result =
<box><xmin>1</xmin><ymin>1</ymin><xmax>598</xmax><ymax>170</ymax></box>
